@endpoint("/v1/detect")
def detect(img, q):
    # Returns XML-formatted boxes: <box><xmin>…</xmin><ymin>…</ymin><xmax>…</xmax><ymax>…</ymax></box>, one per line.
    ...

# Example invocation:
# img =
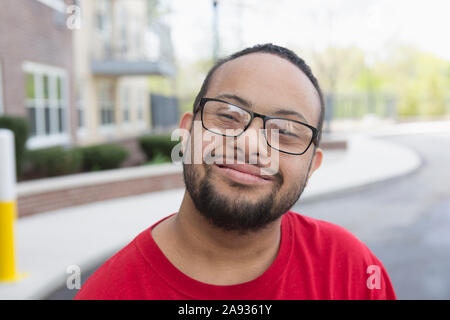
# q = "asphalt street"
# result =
<box><xmin>294</xmin><ymin>132</ymin><xmax>450</xmax><ymax>299</ymax></box>
<box><xmin>47</xmin><ymin>132</ymin><xmax>450</xmax><ymax>300</ymax></box>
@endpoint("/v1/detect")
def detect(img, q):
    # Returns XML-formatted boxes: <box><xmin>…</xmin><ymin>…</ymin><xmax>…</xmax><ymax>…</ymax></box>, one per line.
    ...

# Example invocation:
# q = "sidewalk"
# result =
<box><xmin>301</xmin><ymin>133</ymin><xmax>422</xmax><ymax>202</ymax></box>
<box><xmin>0</xmin><ymin>125</ymin><xmax>429</xmax><ymax>299</ymax></box>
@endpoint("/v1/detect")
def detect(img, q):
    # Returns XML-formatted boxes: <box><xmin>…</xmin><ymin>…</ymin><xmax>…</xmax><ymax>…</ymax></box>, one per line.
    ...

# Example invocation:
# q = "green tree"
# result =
<box><xmin>175</xmin><ymin>58</ymin><xmax>214</xmax><ymax>114</ymax></box>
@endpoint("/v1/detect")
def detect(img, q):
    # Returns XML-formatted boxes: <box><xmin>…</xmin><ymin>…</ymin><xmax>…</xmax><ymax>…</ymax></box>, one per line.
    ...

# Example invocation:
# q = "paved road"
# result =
<box><xmin>47</xmin><ymin>132</ymin><xmax>450</xmax><ymax>299</ymax></box>
<box><xmin>293</xmin><ymin>132</ymin><xmax>450</xmax><ymax>299</ymax></box>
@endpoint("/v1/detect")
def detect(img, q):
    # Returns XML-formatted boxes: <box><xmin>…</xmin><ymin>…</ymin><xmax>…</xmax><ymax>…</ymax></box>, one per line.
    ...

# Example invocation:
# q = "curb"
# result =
<box><xmin>299</xmin><ymin>155</ymin><xmax>424</xmax><ymax>205</ymax></box>
<box><xmin>299</xmin><ymin>135</ymin><xmax>424</xmax><ymax>205</ymax></box>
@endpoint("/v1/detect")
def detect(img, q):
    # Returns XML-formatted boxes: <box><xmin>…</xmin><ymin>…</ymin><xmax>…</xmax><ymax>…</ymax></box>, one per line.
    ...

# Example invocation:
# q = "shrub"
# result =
<box><xmin>80</xmin><ymin>144</ymin><xmax>129</xmax><ymax>171</ymax></box>
<box><xmin>26</xmin><ymin>146</ymin><xmax>83</xmax><ymax>178</ymax></box>
<box><xmin>0</xmin><ymin>116</ymin><xmax>29</xmax><ymax>177</ymax></box>
<box><xmin>138</xmin><ymin>135</ymin><xmax>178</xmax><ymax>162</ymax></box>
<box><xmin>22</xmin><ymin>143</ymin><xmax>130</xmax><ymax>179</ymax></box>
<box><xmin>143</xmin><ymin>153</ymin><xmax>172</xmax><ymax>165</ymax></box>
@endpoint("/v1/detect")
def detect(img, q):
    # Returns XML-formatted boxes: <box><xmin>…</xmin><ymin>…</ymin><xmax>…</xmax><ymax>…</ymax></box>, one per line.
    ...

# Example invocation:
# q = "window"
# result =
<box><xmin>95</xmin><ymin>0</ymin><xmax>113</xmax><ymax>58</ymax></box>
<box><xmin>0</xmin><ymin>62</ymin><xmax>4</xmax><ymax>115</ymax></box>
<box><xmin>137</xmin><ymin>89</ymin><xmax>146</xmax><ymax>122</ymax></box>
<box><xmin>23</xmin><ymin>62</ymin><xmax>69</xmax><ymax>149</ymax></box>
<box><xmin>76</xmin><ymin>80</ymin><xmax>86</xmax><ymax>129</ymax></box>
<box><xmin>43</xmin><ymin>75</ymin><xmax>51</xmax><ymax>134</ymax></box>
<box><xmin>56</xmin><ymin>77</ymin><xmax>66</xmax><ymax>133</ymax></box>
<box><xmin>118</xmin><ymin>7</ymin><xmax>128</xmax><ymax>56</ymax></box>
<box><xmin>121</xmin><ymin>87</ymin><xmax>130</xmax><ymax>123</ymax></box>
<box><xmin>99</xmin><ymin>82</ymin><xmax>115</xmax><ymax>126</ymax></box>
<box><xmin>95</xmin><ymin>0</ymin><xmax>111</xmax><ymax>32</ymax></box>
<box><xmin>25</xmin><ymin>73</ymin><xmax>37</xmax><ymax>136</ymax></box>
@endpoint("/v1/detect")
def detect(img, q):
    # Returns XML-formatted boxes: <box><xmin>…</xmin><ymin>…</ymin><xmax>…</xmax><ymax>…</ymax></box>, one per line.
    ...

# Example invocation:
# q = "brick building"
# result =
<box><xmin>0</xmin><ymin>0</ymin><xmax>76</xmax><ymax>149</ymax></box>
<box><xmin>72</xmin><ymin>0</ymin><xmax>176</xmax><ymax>165</ymax></box>
<box><xmin>0</xmin><ymin>0</ymin><xmax>176</xmax><ymax>161</ymax></box>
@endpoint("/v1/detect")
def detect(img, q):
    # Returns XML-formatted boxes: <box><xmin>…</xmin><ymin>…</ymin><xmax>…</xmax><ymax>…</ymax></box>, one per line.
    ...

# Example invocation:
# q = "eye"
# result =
<box><xmin>278</xmin><ymin>129</ymin><xmax>299</xmax><ymax>138</ymax></box>
<box><xmin>218</xmin><ymin>113</ymin><xmax>237</xmax><ymax>121</ymax></box>
<box><xmin>268</xmin><ymin>124</ymin><xmax>299</xmax><ymax>138</ymax></box>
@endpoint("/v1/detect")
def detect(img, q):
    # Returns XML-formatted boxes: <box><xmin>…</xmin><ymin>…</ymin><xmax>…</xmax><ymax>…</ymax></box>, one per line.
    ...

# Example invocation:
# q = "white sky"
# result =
<box><xmin>166</xmin><ymin>0</ymin><xmax>450</xmax><ymax>63</ymax></box>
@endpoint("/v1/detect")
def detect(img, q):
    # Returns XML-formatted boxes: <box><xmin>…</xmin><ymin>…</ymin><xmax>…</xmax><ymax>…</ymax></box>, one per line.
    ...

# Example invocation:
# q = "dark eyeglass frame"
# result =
<box><xmin>197</xmin><ymin>97</ymin><xmax>319</xmax><ymax>155</ymax></box>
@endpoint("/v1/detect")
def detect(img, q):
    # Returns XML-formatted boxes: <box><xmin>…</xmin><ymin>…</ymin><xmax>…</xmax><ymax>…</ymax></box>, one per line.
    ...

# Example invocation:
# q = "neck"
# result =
<box><xmin>172</xmin><ymin>191</ymin><xmax>282</xmax><ymax>266</ymax></box>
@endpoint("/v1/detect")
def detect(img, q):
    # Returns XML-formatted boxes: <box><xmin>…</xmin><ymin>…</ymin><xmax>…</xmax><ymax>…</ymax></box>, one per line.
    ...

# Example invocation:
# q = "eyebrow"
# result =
<box><xmin>214</xmin><ymin>93</ymin><xmax>309</xmax><ymax>124</ymax></box>
<box><xmin>273</xmin><ymin>109</ymin><xmax>308</xmax><ymax>123</ymax></box>
<box><xmin>214</xmin><ymin>93</ymin><xmax>252</xmax><ymax>108</ymax></box>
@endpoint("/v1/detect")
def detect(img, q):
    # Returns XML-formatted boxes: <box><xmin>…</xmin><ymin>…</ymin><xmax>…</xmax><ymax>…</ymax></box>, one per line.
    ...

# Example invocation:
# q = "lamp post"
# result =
<box><xmin>212</xmin><ymin>0</ymin><xmax>219</xmax><ymax>62</ymax></box>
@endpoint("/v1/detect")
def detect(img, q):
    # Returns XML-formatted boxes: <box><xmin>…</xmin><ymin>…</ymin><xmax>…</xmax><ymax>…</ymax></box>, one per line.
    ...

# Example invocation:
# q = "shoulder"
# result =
<box><xmin>284</xmin><ymin>210</ymin><xmax>387</xmax><ymax>275</ymax></box>
<box><xmin>285</xmin><ymin>210</ymin><xmax>372</xmax><ymax>255</ymax></box>
<box><xmin>285</xmin><ymin>211</ymin><xmax>397</xmax><ymax>299</ymax></box>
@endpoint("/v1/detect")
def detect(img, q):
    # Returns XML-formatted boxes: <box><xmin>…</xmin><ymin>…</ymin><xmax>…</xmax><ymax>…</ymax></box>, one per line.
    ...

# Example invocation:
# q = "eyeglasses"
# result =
<box><xmin>198</xmin><ymin>98</ymin><xmax>318</xmax><ymax>155</ymax></box>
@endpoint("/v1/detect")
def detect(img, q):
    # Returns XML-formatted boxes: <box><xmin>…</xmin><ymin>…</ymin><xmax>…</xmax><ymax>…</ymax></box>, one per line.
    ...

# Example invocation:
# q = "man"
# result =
<box><xmin>75</xmin><ymin>44</ymin><xmax>396</xmax><ymax>300</ymax></box>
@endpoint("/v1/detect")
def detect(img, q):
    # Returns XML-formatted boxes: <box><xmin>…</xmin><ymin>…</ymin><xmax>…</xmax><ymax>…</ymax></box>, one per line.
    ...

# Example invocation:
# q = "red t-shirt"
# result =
<box><xmin>75</xmin><ymin>211</ymin><xmax>396</xmax><ymax>300</ymax></box>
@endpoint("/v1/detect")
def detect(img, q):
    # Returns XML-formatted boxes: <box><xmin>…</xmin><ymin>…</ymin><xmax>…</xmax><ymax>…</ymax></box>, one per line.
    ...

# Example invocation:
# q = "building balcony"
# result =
<box><xmin>90</xmin><ymin>20</ymin><xmax>175</xmax><ymax>77</ymax></box>
<box><xmin>90</xmin><ymin>58</ymin><xmax>175</xmax><ymax>77</ymax></box>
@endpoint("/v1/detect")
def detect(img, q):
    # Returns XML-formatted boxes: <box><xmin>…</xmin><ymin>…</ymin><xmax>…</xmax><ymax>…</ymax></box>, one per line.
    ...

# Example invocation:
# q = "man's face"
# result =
<box><xmin>182</xmin><ymin>53</ymin><xmax>323</xmax><ymax>234</ymax></box>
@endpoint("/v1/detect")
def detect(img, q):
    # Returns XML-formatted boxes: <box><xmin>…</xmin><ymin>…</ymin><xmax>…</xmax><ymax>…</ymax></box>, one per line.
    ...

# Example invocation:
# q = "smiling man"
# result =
<box><xmin>75</xmin><ymin>44</ymin><xmax>396</xmax><ymax>300</ymax></box>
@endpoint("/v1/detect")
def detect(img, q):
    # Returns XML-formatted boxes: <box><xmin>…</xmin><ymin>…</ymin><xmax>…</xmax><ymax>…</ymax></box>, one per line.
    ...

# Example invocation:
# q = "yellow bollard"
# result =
<box><xmin>0</xmin><ymin>129</ymin><xmax>25</xmax><ymax>282</ymax></box>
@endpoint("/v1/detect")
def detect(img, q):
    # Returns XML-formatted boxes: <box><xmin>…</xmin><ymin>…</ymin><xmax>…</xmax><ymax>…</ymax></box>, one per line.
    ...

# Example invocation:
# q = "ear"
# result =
<box><xmin>305</xmin><ymin>147</ymin><xmax>323</xmax><ymax>185</ymax></box>
<box><xmin>179</xmin><ymin>111</ymin><xmax>194</xmax><ymax>131</ymax></box>
<box><xmin>179</xmin><ymin>111</ymin><xmax>194</xmax><ymax>152</ymax></box>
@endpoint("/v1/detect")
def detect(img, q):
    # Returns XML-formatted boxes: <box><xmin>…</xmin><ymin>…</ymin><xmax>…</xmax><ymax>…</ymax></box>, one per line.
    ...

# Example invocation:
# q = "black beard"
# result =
<box><xmin>183</xmin><ymin>162</ymin><xmax>306</xmax><ymax>235</ymax></box>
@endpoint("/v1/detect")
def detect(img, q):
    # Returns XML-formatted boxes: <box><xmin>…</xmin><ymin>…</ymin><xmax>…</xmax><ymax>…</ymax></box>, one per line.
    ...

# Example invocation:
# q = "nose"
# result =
<box><xmin>235</xmin><ymin>117</ymin><xmax>268</xmax><ymax>164</ymax></box>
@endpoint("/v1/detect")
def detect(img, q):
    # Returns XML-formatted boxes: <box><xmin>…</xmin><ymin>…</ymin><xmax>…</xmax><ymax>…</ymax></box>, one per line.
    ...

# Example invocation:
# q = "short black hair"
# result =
<box><xmin>193</xmin><ymin>43</ymin><xmax>325</xmax><ymax>149</ymax></box>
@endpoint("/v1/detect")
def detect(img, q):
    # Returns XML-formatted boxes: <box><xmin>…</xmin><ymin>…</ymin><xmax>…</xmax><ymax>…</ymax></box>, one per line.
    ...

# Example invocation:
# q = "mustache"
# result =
<box><xmin>203</xmin><ymin>152</ymin><xmax>281</xmax><ymax>179</ymax></box>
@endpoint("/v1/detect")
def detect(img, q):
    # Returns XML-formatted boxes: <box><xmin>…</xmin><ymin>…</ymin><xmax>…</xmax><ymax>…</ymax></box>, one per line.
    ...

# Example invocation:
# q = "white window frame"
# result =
<box><xmin>137</xmin><ymin>88</ymin><xmax>147</xmax><ymax>129</ymax></box>
<box><xmin>121</xmin><ymin>86</ymin><xmax>130</xmax><ymax>125</ymax></box>
<box><xmin>76</xmin><ymin>79</ymin><xmax>88</xmax><ymax>139</ymax></box>
<box><xmin>0</xmin><ymin>62</ymin><xmax>4</xmax><ymax>115</ymax></box>
<box><xmin>98</xmin><ymin>81</ymin><xmax>116</xmax><ymax>135</ymax></box>
<box><xmin>36</xmin><ymin>0</ymin><xmax>66</xmax><ymax>13</ymax></box>
<box><xmin>95</xmin><ymin>0</ymin><xmax>113</xmax><ymax>59</ymax></box>
<box><xmin>118</xmin><ymin>5</ymin><xmax>129</xmax><ymax>56</ymax></box>
<box><xmin>23</xmin><ymin>61</ymin><xmax>71</xmax><ymax>150</ymax></box>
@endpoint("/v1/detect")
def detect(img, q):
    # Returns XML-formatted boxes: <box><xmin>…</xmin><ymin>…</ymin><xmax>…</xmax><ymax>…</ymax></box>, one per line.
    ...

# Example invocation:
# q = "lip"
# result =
<box><xmin>213</xmin><ymin>163</ymin><xmax>274</xmax><ymax>185</ymax></box>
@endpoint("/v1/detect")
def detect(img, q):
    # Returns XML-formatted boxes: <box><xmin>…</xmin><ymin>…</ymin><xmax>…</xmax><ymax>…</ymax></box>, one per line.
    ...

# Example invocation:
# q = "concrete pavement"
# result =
<box><xmin>2</xmin><ymin>120</ymin><xmax>441</xmax><ymax>299</ymax></box>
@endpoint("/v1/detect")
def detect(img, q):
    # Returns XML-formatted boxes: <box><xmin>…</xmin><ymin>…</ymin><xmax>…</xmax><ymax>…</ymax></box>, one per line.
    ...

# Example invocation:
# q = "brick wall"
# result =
<box><xmin>0</xmin><ymin>0</ymin><xmax>76</xmax><ymax>139</ymax></box>
<box><xmin>18</xmin><ymin>171</ymin><xmax>184</xmax><ymax>217</ymax></box>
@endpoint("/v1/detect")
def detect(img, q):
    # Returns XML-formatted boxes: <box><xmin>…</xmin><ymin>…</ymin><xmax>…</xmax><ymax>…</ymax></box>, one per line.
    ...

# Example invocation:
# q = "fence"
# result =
<box><xmin>150</xmin><ymin>93</ymin><xmax>179</xmax><ymax>132</ymax></box>
<box><xmin>325</xmin><ymin>93</ymin><xmax>398</xmax><ymax>120</ymax></box>
<box><xmin>325</xmin><ymin>93</ymin><xmax>450</xmax><ymax>123</ymax></box>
